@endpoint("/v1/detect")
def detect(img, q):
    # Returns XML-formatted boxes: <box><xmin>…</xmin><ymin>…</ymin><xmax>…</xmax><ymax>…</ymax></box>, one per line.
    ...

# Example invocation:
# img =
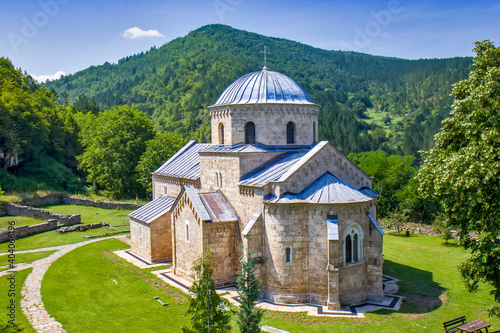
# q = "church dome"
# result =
<box><xmin>210</xmin><ymin>68</ymin><xmax>317</xmax><ymax>107</ymax></box>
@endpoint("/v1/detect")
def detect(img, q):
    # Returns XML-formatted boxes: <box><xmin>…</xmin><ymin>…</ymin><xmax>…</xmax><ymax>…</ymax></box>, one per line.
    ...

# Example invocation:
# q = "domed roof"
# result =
<box><xmin>210</xmin><ymin>68</ymin><xmax>317</xmax><ymax>107</ymax></box>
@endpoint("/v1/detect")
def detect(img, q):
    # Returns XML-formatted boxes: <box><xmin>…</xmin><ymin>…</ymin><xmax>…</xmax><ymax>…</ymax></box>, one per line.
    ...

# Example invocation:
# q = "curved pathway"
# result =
<box><xmin>1</xmin><ymin>235</ymin><xmax>129</xmax><ymax>333</ymax></box>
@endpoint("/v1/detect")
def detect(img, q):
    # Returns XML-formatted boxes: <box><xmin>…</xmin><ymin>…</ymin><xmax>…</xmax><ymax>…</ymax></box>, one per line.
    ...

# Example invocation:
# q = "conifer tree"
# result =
<box><xmin>181</xmin><ymin>251</ymin><xmax>231</xmax><ymax>333</ymax></box>
<box><xmin>236</xmin><ymin>251</ymin><xmax>263</xmax><ymax>333</ymax></box>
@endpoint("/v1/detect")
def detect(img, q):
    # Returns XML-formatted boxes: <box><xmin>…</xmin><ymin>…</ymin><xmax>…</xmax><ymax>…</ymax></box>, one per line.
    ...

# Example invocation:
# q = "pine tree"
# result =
<box><xmin>181</xmin><ymin>251</ymin><xmax>232</xmax><ymax>333</ymax></box>
<box><xmin>236</xmin><ymin>251</ymin><xmax>263</xmax><ymax>333</ymax></box>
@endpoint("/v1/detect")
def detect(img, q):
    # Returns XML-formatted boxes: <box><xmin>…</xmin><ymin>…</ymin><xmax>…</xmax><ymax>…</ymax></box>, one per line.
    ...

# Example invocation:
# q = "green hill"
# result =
<box><xmin>45</xmin><ymin>24</ymin><xmax>472</xmax><ymax>156</ymax></box>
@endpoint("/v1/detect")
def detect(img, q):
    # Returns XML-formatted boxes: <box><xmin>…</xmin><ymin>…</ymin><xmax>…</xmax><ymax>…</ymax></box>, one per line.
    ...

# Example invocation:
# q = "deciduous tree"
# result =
<box><xmin>77</xmin><ymin>105</ymin><xmax>155</xmax><ymax>198</ymax></box>
<box><xmin>417</xmin><ymin>40</ymin><xmax>500</xmax><ymax>316</ymax></box>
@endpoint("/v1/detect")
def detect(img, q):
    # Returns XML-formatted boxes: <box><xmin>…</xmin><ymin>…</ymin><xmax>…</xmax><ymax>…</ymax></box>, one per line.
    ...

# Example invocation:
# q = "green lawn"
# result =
<box><xmin>0</xmin><ymin>215</ymin><xmax>44</xmax><ymax>229</ymax></box>
<box><xmin>0</xmin><ymin>205</ymin><xmax>134</xmax><ymax>252</ymax></box>
<box><xmin>42</xmin><ymin>239</ymin><xmax>190</xmax><ymax>332</ymax></box>
<box><xmin>0</xmin><ymin>268</ymin><xmax>36</xmax><ymax>333</ymax></box>
<box><xmin>0</xmin><ymin>250</ymin><xmax>57</xmax><ymax>271</ymax></box>
<box><xmin>37</xmin><ymin>234</ymin><xmax>500</xmax><ymax>332</ymax></box>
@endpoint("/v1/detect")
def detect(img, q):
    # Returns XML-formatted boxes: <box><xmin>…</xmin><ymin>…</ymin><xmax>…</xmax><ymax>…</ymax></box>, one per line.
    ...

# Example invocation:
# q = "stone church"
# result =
<box><xmin>129</xmin><ymin>65</ymin><xmax>385</xmax><ymax>309</ymax></box>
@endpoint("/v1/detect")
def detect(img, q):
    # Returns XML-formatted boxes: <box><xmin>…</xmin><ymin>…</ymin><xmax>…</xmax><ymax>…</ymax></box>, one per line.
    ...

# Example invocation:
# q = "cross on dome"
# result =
<box><xmin>260</xmin><ymin>45</ymin><xmax>270</xmax><ymax>70</ymax></box>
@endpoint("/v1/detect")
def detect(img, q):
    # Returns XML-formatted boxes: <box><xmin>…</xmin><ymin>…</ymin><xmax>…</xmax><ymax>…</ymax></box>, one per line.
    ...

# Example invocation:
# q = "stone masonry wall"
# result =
<box><xmin>210</xmin><ymin>104</ymin><xmax>320</xmax><ymax>146</ymax></box>
<box><xmin>203</xmin><ymin>221</ymin><xmax>237</xmax><ymax>286</ymax></box>
<box><xmin>150</xmin><ymin>212</ymin><xmax>172</xmax><ymax>263</ymax></box>
<box><xmin>6</xmin><ymin>204</ymin><xmax>80</xmax><ymax>226</ymax></box>
<box><xmin>172</xmin><ymin>193</ymin><xmax>204</xmax><ymax>282</ymax></box>
<box><xmin>0</xmin><ymin>219</ymin><xmax>58</xmax><ymax>243</ymax></box>
<box><xmin>130</xmin><ymin>218</ymin><xmax>153</xmax><ymax>263</ymax></box>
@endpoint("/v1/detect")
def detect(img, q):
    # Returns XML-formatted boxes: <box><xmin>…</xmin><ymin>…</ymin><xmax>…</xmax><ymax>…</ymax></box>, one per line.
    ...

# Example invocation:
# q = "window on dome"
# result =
<box><xmin>286</xmin><ymin>122</ymin><xmax>295</xmax><ymax>144</ymax></box>
<box><xmin>218</xmin><ymin>123</ymin><xmax>224</xmax><ymax>145</ymax></box>
<box><xmin>245</xmin><ymin>122</ymin><xmax>256</xmax><ymax>144</ymax></box>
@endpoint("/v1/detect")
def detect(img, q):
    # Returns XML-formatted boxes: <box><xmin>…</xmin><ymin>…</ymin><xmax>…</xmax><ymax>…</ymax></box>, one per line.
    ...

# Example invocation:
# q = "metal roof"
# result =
<box><xmin>360</xmin><ymin>188</ymin><xmax>379</xmax><ymax>197</ymax></box>
<box><xmin>153</xmin><ymin>140</ymin><xmax>212</xmax><ymax>180</ymax></box>
<box><xmin>210</xmin><ymin>69</ymin><xmax>318</xmax><ymax>107</ymax></box>
<box><xmin>242</xmin><ymin>211</ymin><xmax>262</xmax><ymax>236</ymax></box>
<box><xmin>264</xmin><ymin>173</ymin><xmax>372</xmax><ymax>204</ymax></box>
<box><xmin>366</xmin><ymin>212</ymin><xmax>385</xmax><ymax>236</ymax></box>
<box><xmin>184</xmin><ymin>186</ymin><xmax>211</xmax><ymax>222</ymax></box>
<box><xmin>327</xmin><ymin>215</ymin><xmax>339</xmax><ymax>240</ymax></box>
<box><xmin>238</xmin><ymin>152</ymin><xmax>307</xmax><ymax>187</ymax></box>
<box><xmin>199</xmin><ymin>192</ymin><xmax>238</xmax><ymax>223</ymax></box>
<box><xmin>128</xmin><ymin>196</ymin><xmax>174</xmax><ymax>224</ymax></box>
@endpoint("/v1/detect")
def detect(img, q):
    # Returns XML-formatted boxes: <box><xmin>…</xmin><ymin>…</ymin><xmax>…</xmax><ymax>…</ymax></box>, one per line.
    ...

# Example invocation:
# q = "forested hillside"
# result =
<box><xmin>45</xmin><ymin>24</ymin><xmax>472</xmax><ymax>157</ymax></box>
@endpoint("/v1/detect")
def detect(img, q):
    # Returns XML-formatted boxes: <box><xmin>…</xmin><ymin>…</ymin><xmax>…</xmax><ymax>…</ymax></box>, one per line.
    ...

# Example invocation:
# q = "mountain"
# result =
<box><xmin>45</xmin><ymin>24</ymin><xmax>472</xmax><ymax>156</ymax></box>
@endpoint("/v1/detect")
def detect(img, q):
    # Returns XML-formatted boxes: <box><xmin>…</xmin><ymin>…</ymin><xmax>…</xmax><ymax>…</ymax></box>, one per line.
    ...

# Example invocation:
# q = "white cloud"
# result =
<box><xmin>32</xmin><ymin>71</ymin><xmax>66</xmax><ymax>83</ymax></box>
<box><xmin>122</xmin><ymin>27</ymin><xmax>165</xmax><ymax>39</ymax></box>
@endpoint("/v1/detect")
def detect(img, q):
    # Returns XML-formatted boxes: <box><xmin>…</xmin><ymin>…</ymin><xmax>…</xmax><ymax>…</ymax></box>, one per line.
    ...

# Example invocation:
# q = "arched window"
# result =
<box><xmin>344</xmin><ymin>223</ymin><xmax>363</xmax><ymax>264</ymax></box>
<box><xmin>218</xmin><ymin>123</ymin><xmax>224</xmax><ymax>145</ymax></box>
<box><xmin>345</xmin><ymin>235</ymin><xmax>352</xmax><ymax>263</ymax></box>
<box><xmin>185</xmin><ymin>221</ymin><xmax>190</xmax><ymax>242</ymax></box>
<box><xmin>285</xmin><ymin>246</ymin><xmax>292</xmax><ymax>264</ymax></box>
<box><xmin>245</xmin><ymin>122</ymin><xmax>256</xmax><ymax>144</ymax></box>
<box><xmin>286</xmin><ymin>121</ymin><xmax>295</xmax><ymax>144</ymax></box>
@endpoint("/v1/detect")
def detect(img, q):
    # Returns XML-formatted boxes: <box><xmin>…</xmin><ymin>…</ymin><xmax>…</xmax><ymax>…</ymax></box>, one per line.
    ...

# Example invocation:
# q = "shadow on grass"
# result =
<box><xmin>383</xmin><ymin>259</ymin><xmax>446</xmax><ymax>315</ymax></box>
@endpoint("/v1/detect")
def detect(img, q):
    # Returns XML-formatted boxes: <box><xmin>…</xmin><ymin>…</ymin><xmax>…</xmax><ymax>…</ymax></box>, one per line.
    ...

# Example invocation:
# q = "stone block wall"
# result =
<box><xmin>63</xmin><ymin>196</ymin><xmax>141</xmax><ymax>210</ymax></box>
<box><xmin>150</xmin><ymin>212</ymin><xmax>172</xmax><ymax>263</ymax></box>
<box><xmin>172</xmin><ymin>195</ymin><xmax>204</xmax><ymax>282</ymax></box>
<box><xmin>130</xmin><ymin>218</ymin><xmax>153</xmax><ymax>263</ymax></box>
<box><xmin>210</xmin><ymin>104</ymin><xmax>320</xmax><ymax>146</ymax></box>
<box><xmin>0</xmin><ymin>219</ymin><xmax>58</xmax><ymax>242</ymax></box>
<box><xmin>6</xmin><ymin>204</ymin><xmax>80</xmax><ymax>226</ymax></box>
<box><xmin>203</xmin><ymin>221</ymin><xmax>237</xmax><ymax>286</ymax></box>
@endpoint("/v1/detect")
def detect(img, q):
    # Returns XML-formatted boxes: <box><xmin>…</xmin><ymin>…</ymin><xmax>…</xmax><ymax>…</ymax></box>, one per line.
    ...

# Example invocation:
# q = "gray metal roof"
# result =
<box><xmin>153</xmin><ymin>140</ymin><xmax>212</xmax><ymax>180</ymax></box>
<box><xmin>184</xmin><ymin>186</ymin><xmax>211</xmax><ymax>222</ymax></box>
<box><xmin>128</xmin><ymin>196</ymin><xmax>175</xmax><ymax>224</ymax></box>
<box><xmin>360</xmin><ymin>188</ymin><xmax>379</xmax><ymax>197</ymax></box>
<box><xmin>242</xmin><ymin>211</ymin><xmax>262</xmax><ymax>236</ymax></box>
<box><xmin>210</xmin><ymin>69</ymin><xmax>317</xmax><ymax>107</ymax></box>
<box><xmin>238</xmin><ymin>152</ymin><xmax>307</xmax><ymax>187</ymax></box>
<box><xmin>264</xmin><ymin>173</ymin><xmax>372</xmax><ymax>204</ymax></box>
<box><xmin>327</xmin><ymin>215</ymin><xmax>339</xmax><ymax>240</ymax></box>
<box><xmin>199</xmin><ymin>192</ymin><xmax>238</xmax><ymax>223</ymax></box>
<box><xmin>366</xmin><ymin>212</ymin><xmax>385</xmax><ymax>236</ymax></box>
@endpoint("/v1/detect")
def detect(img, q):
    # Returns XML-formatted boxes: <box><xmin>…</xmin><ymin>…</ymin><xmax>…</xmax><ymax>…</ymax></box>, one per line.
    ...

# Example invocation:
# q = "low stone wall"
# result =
<box><xmin>62</xmin><ymin>196</ymin><xmax>142</xmax><ymax>210</ymax></box>
<box><xmin>7</xmin><ymin>194</ymin><xmax>142</xmax><ymax>212</ymax></box>
<box><xmin>0</xmin><ymin>219</ymin><xmax>58</xmax><ymax>243</ymax></box>
<box><xmin>18</xmin><ymin>194</ymin><xmax>65</xmax><ymax>207</ymax></box>
<box><xmin>6</xmin><ymin>204</ymin><xmax>80</xmax><ymax>226</ymax></box>
<box><xmin>56</xmin><ymin>222</ymin><xmax>109</xmax><ymax>234</ymax></box>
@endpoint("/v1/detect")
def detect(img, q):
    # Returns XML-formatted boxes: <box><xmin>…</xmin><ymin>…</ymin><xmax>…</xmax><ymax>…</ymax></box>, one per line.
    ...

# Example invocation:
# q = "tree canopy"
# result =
<box><xmin>77</xmin><ymin>105</ymin><xmax>155</xmax><ymax>198</ymax></box>
<box><xmin>417</xmin><ymin>40</ymin><xmax>500</xmax><ymax>316</ymax></box>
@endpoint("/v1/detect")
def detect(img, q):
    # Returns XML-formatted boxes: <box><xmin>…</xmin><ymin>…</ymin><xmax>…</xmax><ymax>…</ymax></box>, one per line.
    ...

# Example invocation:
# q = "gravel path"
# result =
<box><xmin>1</xmin><ymin>235</ymin><xmax>129</xmax><ymax>333</ymax></box>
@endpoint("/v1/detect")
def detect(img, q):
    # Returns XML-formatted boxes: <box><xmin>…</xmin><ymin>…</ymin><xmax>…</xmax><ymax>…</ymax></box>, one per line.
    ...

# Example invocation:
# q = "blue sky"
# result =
<box><xmin>1</xmin><ymin>0</ymin><xmax>499</xmax><ymax>81</ymax></box>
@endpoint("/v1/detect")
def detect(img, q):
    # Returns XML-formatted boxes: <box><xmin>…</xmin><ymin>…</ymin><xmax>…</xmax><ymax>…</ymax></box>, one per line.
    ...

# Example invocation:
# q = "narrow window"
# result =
<box><xmin>353</xmin><ymin>234</ymin><xmax>358</xmax><ymax>262</ymax></box>
<box><xmin>345</xmin><ymin>234</ymin><xmax>352</xmax><ymax>263</ymax></box>
<box><xmin>185</xmin><ymin>222</ymin><xmax>189</xmax><ymax>242</ymax></box>
<box><xmin>164</xmin><ymin>185</ymin><xmax>168</xmax><ymax>195</ymax></box>
<box><xmin>285</xmin><ymin>247</ymin><xmax>291</xmax><ymax>264</ymax></box>
<box><xmin>286</xmin><ymin>121</ymin><xmax>295</xmax><ymax>144</ymax></box>
<box><xmin>219</xmin><ymin>172</ymin><xmax>223</xmax><ymax>188</ymax></box>
<box><xmin>313</xmin><ymin>122</ymin><xmax>316</xmax><ymax>145</ymax></box>
<box><xmin>245</xmin><ymin>122</ymin><xmax>256</xmax><ymax>144</ymax></box>
<box><xmin>218</xmin><ymin>123</ymin><xmax>224</xmax><ymax>145</ymax></box>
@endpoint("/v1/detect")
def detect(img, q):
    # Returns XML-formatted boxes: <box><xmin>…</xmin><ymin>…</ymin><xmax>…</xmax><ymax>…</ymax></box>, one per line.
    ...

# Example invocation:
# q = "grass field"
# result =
<box><xmin>0</xmin><ymin>268</ymin><xmax>36</xmax><ymax>333</ymax></box>
<box><xmin>38</xmin><ymin>234</ymin><xmax>500</xmax><ymax>332</ymax></box>
<box><xmin>0</xmin><ymin>205</ymin><xmax>134</xmax><ymax>252</ymax></box>
<box><xmin>0</xmin><ymin>251</ymin><xmax>57</xmax><ymax>272</ymax></box>
<box><xmin>0</xmin><ymin>215</ymin><xmax>44</xmax><ymax>229</ymax></box>
<box><xmin>42</xmin><ymin>239</ymin><xmax>191</xmax><ymax>332</ymax></box>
